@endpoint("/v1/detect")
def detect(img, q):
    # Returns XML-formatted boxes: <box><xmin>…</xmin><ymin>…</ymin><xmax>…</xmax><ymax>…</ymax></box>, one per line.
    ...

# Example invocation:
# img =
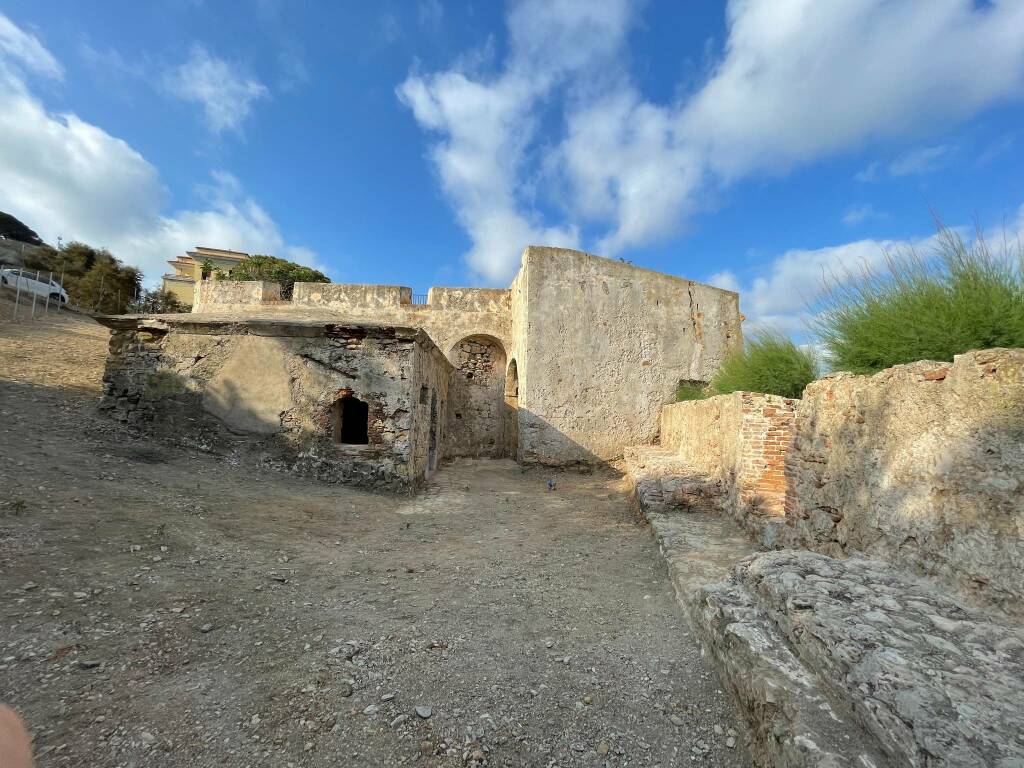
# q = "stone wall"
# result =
<box><xmin>98</xmin><ymin>316</ymin><xmax>452</xmax><ymax>493</ymax></box>
<box><xmin>292</xmin><ymin>283</ymin><xmax>412</xmax><ymax>309</ymax></box>
<box><xmin>515</xmin><ymin>247</ymin><xmax>742</xmax><ymax>465</ymax></box>
<box><xmin>193</xmin><ymin>280</ymin><xmax>282</xmax><ymax>311</ymax></box>
<box><xmin>660</xmin><ymin>392</ymin><xmax>797</xmax><ymax>543</ymax></box>
<box><xmin>784</xmin><ymin>348</ymin><xmax>1024</xmax><ymax>616</ymax></box>
<box><xmin>445</xmin><ymin>335</ymin><xmax>508</xmax><ymax>458</ymax></box>
<box><xmin>183</xmin><ymin>248</ymin><xmax>742</xmax><ymax>467</ymax></box>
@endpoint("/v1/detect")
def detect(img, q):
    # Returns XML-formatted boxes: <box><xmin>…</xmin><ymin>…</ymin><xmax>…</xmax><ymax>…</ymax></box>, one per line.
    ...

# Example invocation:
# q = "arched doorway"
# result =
<box><xmin>504</xmin><ymin>359</ymin><xmax>519</xmax><ymax>460</ymax></box>
<box><xmin>446</xmin><ymin>334</ymin><xmax>507</xmax><ymax>458</ymax></box>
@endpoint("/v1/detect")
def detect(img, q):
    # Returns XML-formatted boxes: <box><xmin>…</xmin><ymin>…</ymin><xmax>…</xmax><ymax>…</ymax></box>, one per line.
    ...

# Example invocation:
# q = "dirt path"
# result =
<box><xmin>0</xmin><ymin>309</ymin><xmax>749</xmax><ymax>767</ymax></box>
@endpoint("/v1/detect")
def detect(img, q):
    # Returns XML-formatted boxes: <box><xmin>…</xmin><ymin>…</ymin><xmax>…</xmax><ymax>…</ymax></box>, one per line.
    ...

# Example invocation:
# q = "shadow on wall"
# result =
<box><xmin>782</xmin><ymin>350</ymin><xmax>1024</xmax><ymax>618</ymax></box>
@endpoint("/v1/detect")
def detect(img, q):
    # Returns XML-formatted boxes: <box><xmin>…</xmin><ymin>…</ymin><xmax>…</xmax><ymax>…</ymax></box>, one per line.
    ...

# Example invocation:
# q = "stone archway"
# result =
<box><xmin>445</xmin><ymin>334</ymin><xmax>507</xmax><ymax>458</ymax></box>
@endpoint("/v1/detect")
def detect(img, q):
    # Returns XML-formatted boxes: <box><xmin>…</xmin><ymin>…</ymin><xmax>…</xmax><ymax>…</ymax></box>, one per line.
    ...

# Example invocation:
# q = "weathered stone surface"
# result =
<box><xmin>98</xmin><ymin>316</ymin><xmax>452</xmax><ymax>492</ymax></box>
<box><xmin>203</xmin><ymin>335</ymin><xmax>293</xmax><ymax>434</ymax></box>
<box><xmin>623</xmin><ymin>445</ymin><xmax>726</xmax><ymax>516</ymax></box>
<box><xmin>513</xmin><ymin>247</ymin><xmax>742</xmax><ymax>466</ymax></box>
<box><xmin>182</xmin><ymin>247</ymin><xmax>742</xmax><ymax>467</ymax></box>
<box><xmin>193</xmin><ymin>280</ymin><xmax>281</xmax><ymax>311</ymax></box>
<box><xmin>783</xmin><ymin>348</ymin><xmax>1024</xmax><ymax>617</ymax></box>
<box><xmin>641</xmin><ymin>392</ymin><xmax>798</xmax><ymax>545</ymax></box>
<box><xmin>637</xmin><ymin>493</ymin><xmax>883</xmax><ymax>768</ymax></box>
<box><xmin>712</xmin><ymin>551</ymin><xmax>1024</xmax><ymax>768</ymax></box>
<box><xmin>445</xmin><ymin>334</ymin><xmax>508</xmax><ymax>458</ymax></box>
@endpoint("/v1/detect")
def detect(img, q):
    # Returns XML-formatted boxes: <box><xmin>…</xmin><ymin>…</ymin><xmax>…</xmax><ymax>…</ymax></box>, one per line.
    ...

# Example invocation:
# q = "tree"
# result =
<box><xmin>22</xmin><ymin>241</ymin><xmax>141</xmax><ymax>313</ymax></box>
<box><xmin>223</xmin><ymin>254</ymin><xmax>329</xmax><ymax>299</ymax></box>
<box><xmin>129</xmin><ymin>288</ymin><xmax>190</xmax><ymax>314</ymax></box>
<box><xmin>0</xmin><ymin>211</ymin><xmax>45</xmax><ymax>246</ymax></box>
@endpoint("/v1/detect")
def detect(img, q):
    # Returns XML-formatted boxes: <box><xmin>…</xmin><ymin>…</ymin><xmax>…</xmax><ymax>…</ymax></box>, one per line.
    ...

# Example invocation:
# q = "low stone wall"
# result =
<box><xmin>660</xmin><ymin>392</ymin><xmax>798</xmax><ymax>544</ymax></box>
<box><xmin>292</xmin><ymin>283</ymin><xmax>412</xmax><ymax>309</ymax></box>
<box><xmin>784</xmin><ymin>348</ymin><xmax>1024</xmax><ymax>616</ymax></box>
<box><xmin>426</xmin><ymin>287</ymin><xmax>510</xmax><ymax>313</ymax></box>
<box><xmin>193</xmin><ymin>280</ymin><xmax>281</xmax><ymax>311</ymax></box>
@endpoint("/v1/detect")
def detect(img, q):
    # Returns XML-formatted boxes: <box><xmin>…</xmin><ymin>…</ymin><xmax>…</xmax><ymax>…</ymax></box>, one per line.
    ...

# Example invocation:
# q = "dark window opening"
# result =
<box><xmin>419</xmin><ymin>385</ymin><xmax>429</xmax><ymax>404</ymax></box>
<box><xmin>332</xmin><ymin>396</ymin><xmax>369</xmax><ymax>445</ymax></box>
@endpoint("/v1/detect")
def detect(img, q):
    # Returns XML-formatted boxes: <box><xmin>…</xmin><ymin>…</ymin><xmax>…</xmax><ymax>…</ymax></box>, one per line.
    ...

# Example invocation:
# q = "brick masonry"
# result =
<box><xmin>658</xmin><ymin>392</ymin><xmax>799</xmax><ymax>545</ymax></box>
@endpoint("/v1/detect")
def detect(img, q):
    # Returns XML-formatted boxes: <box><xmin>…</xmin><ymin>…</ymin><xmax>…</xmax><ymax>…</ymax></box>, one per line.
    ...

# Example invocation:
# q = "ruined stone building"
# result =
<box><xmin>99</xmin><ymin>246</ymin><xmax>741</xmax><ymax>491</ymax></box>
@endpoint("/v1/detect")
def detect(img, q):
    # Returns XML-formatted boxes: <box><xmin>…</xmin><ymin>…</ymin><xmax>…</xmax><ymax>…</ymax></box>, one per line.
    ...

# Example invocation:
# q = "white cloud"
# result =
<box><xmin>887</xmin><ymin>144</ymin><xmax>954</xmax><ymax>177</ymax></box>
<box><xmin>0</xmin><ymin>14</ymin><xmax>62</xmax><ymax>79</ymax></box>
<box><xmin>713</xmin><ymin>234</ymin><xmax>948</xmax><ymax>337</ymax></box>
<box><xmin>402</xmin><ymin>0</ymin><xmax>1024</xmax><ymax>276</ymax></box>
<box><xmin>0</xmin><ymin>16</ymin><xmax>314</xmax><ymax>287</ymax></box>
<box><xmin>397</xmin><ymin>0</ymin><xmax>632</xmax><ymax>282</ymax></box>
<box><xmin>165</xmin><ymin>44</ymin><xmax>268</xmax><ymax>133</ymax></box>
<box><xmin>842</xmin><ymin>203</ymin><xmax>888</xmax><ymax>226</ymax></box>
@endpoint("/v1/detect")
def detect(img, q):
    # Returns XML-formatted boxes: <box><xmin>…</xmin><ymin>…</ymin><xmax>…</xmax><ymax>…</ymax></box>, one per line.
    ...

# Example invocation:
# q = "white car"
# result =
<box><xmin>0</xmin><ymin>267</ymin><xmax>69</xmax><ymax>304</ymax></box>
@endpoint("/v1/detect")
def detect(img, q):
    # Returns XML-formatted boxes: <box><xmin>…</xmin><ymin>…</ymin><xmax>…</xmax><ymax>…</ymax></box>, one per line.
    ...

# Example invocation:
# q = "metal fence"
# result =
<box><xmin>1</xmin><ymin>259</ymin><xmax>67</xmax><ymax>322</ymax></box>
<box><xmin>411</xmin><ymin>293</ymin><xmax>429</xmax><ymax>305</ymax></box>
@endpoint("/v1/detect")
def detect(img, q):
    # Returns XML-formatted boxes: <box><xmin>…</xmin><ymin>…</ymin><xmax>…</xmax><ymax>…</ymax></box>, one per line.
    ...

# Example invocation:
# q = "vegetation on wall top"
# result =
<box><xmin>816</xmin><ymin>228</ymin><xmax>1024</xmax><ymax>374</ymax></box>
<box><xmin>218</xmin><ymin>254</ymin><xmax>329</xmax><ymax>299</ymax></box>
<box><xmin>707</xmin><ymin>333</ymin><xmax>819</xmax><ymax>400</ymax></box>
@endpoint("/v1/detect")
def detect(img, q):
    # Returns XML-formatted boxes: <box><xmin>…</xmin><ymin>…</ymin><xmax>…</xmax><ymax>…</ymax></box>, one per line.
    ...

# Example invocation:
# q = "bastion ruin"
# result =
<box><xmin>97</xmin><ymin>246</ymin><xmax>741</xmax><ymax>490</ymax></box>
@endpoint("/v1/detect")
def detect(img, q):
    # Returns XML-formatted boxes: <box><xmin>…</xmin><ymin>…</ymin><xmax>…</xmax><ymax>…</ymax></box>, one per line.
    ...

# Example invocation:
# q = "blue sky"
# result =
<box><xmin>1</xmin><ymin>1</ymin><xmax>1023</xmax><ymax>336</ymax></box>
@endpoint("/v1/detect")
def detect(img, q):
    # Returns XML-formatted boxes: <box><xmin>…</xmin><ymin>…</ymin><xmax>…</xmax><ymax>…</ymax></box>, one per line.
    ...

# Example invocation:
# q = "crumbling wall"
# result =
<box><xmin>784</xmin><ymin>349</ymin><xmax>1024</xmax><ymax>616</ymax></box>
<box><xmin>99</xmin><ymin>318</ymin><xmax>451</xmax><ymax>492</ymax></box>
<box><xmin>660</xmin><ymin>393</ymin><xmax>797</xmax><ymax>543</ymax></box>
<box><xmin>264</xmin><ymin>283</ymin><xmax>512</xmax><ymax>357</ymax></box>
<box><xmin>193</xmin><ymin>280</ymin><xmax>282</xmax><ymax>311</ymax></box>
<box><xmin>515</xmin><ymin>247</ymin><xmax>742</xmax><ymax>465</ymax></box>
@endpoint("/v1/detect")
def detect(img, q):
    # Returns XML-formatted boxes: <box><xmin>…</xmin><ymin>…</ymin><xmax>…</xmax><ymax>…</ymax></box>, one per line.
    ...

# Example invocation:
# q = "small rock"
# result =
<box><xmin>714</xmin><ymin>724</ymin><xmax>724</xmax><ymax>736</ymax></box>
<box><xmin>362</xmin><ymin>705</ymin><xmax>379</xmax><ymax>716</ymax></box>
<box><xmin>415</xmin><ymin>706</ymin><xmax>432</xmax><ymax>719</ymax></box>
<box><xmin>726</xmin><ymin>736</ymin><xmax>736</xmax><ymax>749</ymax></box>
<box><xmin>139</xmin><ymin>732</ymin><xmax>155</xmax><ymax>746</ymax></box>
<box><xmin>597</xmin><ymin>742</ymin><xmax>610</xmax><ymax>755</ymax></box>
<box><xmin>380</xmin><ymin>692</ymin><xmax>396</xmax><ymax>702</ymax></box>
<box><xmin>199</xmin><ymin>623</ymin><xmax>214</xmax><ymax>633</ymax></box>
<box><xmin>77</xmin><ymin>660</ymin><xmax>101</xmax><ymax>670</ymax></box>
<box><xmin>390</xmin><ymin>714</ymin><xmax>408</xmax><ymax>728</ymax></box>
<box><xmin>670</xmin><ymin>715</ymin><xmax>685</xmax><ymax>727</ymax></box>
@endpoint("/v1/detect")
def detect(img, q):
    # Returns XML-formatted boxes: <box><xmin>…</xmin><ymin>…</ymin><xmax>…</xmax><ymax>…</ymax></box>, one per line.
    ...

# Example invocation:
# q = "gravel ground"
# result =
<box><xmin>0</xmin><ymin>305</ymin><xmax>751</xmax><ymax>767</ymax></box>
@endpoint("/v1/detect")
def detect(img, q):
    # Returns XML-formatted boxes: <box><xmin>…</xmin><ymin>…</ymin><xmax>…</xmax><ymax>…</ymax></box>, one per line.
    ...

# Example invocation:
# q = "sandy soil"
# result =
<box><xmin>0</xmin><ymin>303</ymin><xmax>750</xmax><ymax>767</ymax></box>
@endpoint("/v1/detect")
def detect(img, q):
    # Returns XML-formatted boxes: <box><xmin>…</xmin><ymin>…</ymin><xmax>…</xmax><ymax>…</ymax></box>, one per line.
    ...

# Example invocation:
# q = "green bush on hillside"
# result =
<box><xmin>22</xmin><ymin>241</ymin><xmax>141</xmax><ymax>313</ymax></box>
<box><xmin>816</xmin><ymin>228</ymin><xmax>1024</xmax><ymax>374</ymax></box>
<box><xmin>710</xmin><ymin>333</ymin><xmax>819</xmax><ymax>399</ymax></box>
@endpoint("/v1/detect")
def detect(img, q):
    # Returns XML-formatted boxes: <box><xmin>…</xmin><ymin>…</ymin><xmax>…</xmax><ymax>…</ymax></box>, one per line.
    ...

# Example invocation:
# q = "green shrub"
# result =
<box><xmin>675</xmin><ymin>382</ymin><xmax>709</xmax><ymax>401</ymax></box>
<box><xmin>224</xmin><ymin>254</ymin><xmax>329</xmax><ymax>299</ymax></box>
<box><xmin>711</xmin><ymin>333</ymin><xmax>818</xmax><ymax>399</ymax></box>
<box><xmin>815</xmin><ymin>228</ymin><xmax>1024</xmax><ymax>373</ymax></box>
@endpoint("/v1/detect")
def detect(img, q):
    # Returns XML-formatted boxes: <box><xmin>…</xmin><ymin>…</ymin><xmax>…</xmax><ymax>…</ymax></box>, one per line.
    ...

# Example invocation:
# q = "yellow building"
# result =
<box><xmin>162</xmin><ymin>246</ymin><xmax>249</xmax><ymax>306</ymax></box>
